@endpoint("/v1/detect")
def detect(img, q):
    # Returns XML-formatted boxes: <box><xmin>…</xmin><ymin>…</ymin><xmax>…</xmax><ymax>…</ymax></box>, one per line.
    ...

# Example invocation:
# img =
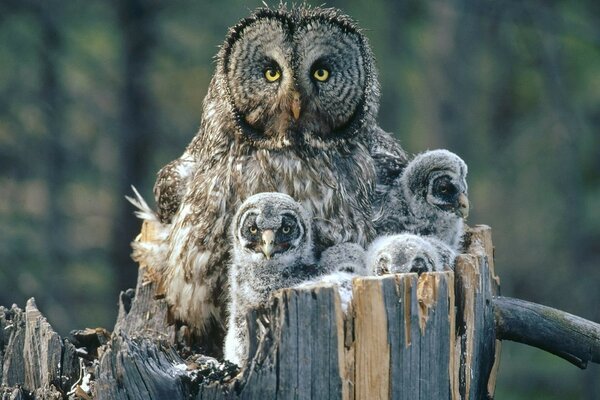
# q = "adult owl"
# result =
<box><xmin>225</xmin><ymin>193</ymin><xmax>321</xmax><ymax>366</ymax></box>
<box><xmin>134</xmin><ymin>5</ymin><xmax>401</xmax><ymax>349</ymax></box>
<box><xmin>373</xmin><ymin>149</ymin><xmax>469</xmax><ymax>250</ymax></box>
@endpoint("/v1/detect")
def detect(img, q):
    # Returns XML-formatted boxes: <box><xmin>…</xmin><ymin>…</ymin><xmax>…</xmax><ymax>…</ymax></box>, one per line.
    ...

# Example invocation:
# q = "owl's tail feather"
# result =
<box><xmin>126</xmin><ymin>185</ymin><xmax>159</xmax><ymax>222</ymax></box>
<box><xmin>127</xmin><ymin>185</ymin><xmax>169</xmax><ymax>278</ymax></box>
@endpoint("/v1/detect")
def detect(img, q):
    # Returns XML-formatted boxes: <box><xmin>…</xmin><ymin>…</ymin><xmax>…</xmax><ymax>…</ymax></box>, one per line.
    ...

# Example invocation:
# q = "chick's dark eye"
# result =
<box><xmin>433</xmin><ymin>176</ymin><xmax>457</xmax><ymax>197</ymax></box>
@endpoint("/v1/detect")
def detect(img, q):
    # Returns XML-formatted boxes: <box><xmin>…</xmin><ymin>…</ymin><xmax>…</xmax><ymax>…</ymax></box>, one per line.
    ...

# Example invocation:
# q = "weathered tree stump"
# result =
<box><xmin>90</xmin><ymin>224</ymin><xmax>505</xmax><ymax>399</ymax></box>
<box><xmin>2</xmin><ymin>224</ymin><xmax>600</xmax><ymax>400</ymax></box>
<box><xmin>0</xmin><ymin>299</ymin><xmax>80</xmax><ymax>399</ymax></box>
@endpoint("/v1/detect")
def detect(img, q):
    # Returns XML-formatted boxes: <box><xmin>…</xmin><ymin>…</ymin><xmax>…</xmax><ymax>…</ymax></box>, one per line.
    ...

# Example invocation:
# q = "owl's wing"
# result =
<box><xmin>370</xmin><ymin>126</ymin><xmax>408</xmax><ymax>188</ymax></box>
<box><xmin>372</xmin><ymin>183</ymin><xmax>413</xmax><ymax>236</ymax></box>
<box><xmin>153</xmin><ymin>155</ymin><xmax>197</xmax><ymax>223</ymax></box>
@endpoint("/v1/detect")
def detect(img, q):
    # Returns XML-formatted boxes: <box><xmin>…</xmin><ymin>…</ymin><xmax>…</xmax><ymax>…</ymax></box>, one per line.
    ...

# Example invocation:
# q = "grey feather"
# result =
<box><xmin>294</xmin><ymin>270</ymin><xmax>358</xmax><ymax>314</ymax></box>
<box><xmin>374</xmin><ymin>149</ymin><xmax>469</xmax><ymax>251</ymax></box>
<box><xmin>366</xmin><ymin>233</ymin><xmax>456</xmax><ymax>275</ymax></box>
<box><xmin>224</xmin><ymin>192</ymin><xmax>322</xmax><ymax>366</ymax></box>
<box><xmin>319</xmin><ymin>242</ymin><xmax>367</xmax><ymax>275</ymax></box>
<box><xmin>370</xmin><ymin>126</ymin><xmax>409</xmax><ymax>210</ymax></box>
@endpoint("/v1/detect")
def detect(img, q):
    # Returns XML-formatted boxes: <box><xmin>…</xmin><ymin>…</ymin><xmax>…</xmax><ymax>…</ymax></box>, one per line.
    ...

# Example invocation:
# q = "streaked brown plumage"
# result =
<box><xmin>132</xmin><ymin>5</ymin><xmax>410</xmax><ymax>353</ymax></box>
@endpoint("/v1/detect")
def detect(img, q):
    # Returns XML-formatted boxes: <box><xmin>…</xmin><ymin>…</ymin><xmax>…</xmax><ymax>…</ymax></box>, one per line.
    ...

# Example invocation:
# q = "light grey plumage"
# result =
<box><xmin>374</xmin><ymin>149</ymin><xmax>469</xmax><ymax>251</ymax></box>
<box><xmin>366</xmin><ymin>233</ymin><xmax>456</xmax><ymax>275</ymax></box>
<box><xmin>131</xmin><ymin>5</ymin><xmax>399</xmax><ymax>350</ymax></box>
<box><xmin>224</xmin><ymin>193</ymin><xmax>322</xmax><ymax>366</ymax></box>
<box><xmin>319</xmin><ymin>242</ymin><xmax>367</xmax><ymax>275</ymax></box>
<box><xmin>294</xmin><ymin>242</ymin><xmax>367</xmax><ymax>314</ymax></box>
<box><xmin>293</xmin><ymin>270</ymin><xmax>358</xmax><ymax>314</ymax></box>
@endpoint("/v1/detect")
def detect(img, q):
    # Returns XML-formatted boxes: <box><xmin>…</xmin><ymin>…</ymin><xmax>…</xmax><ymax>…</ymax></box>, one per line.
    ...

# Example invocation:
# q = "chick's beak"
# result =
<box><xmin>457</xmin><ymin>193</ymin><xmax>470</xmax><ymax>219</ymax></box>
<box><xmin>261</xmin><ymin>229</ymin><xmax>275</xmax><ymax>259</ymax></box>
<box><xmin>291</xmin><ymin>92</ymin><xmax>301</xmax><ymax>121</ymax></box>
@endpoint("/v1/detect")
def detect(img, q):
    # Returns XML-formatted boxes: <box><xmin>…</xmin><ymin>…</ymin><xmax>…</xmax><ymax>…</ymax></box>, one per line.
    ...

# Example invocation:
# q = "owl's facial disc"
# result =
<box><xmin>224</xmin><ymin>16</ymin><xmax>368</xmax><ymax>149</ymax></box>
<box><xmin>239</xmin><ymin>211</ymin><xmax>304</xmax><ymax>260</ymax></box>
<box><xmin>428</xmin><ymin>174</ymin><xmax>470</xmax><ymax>218</ymax></box>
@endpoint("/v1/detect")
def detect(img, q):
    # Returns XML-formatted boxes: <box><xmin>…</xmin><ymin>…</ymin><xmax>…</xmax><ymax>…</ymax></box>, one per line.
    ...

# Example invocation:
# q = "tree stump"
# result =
<box><xmin>91</xmin><ymin>223</ymin><xmax>502</xmax><ymax>399</ymax></box>
<box><xmin>1</xmin><ymin>224</ymin><xmax>600</xmax><ymax>399</ymax></box>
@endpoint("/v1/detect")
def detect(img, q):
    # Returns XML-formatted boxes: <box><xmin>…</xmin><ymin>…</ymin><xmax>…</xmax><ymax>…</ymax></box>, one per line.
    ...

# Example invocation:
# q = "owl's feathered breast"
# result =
<box><xmin>176</xmin><ymin>137</ymin><xmax>376</xmax><ymax>270</ymax></box>
<box><xmin>160</xmin><ymin>134</ymin><xmax>375</xmax><ymax>335</ymax></box>
<box><xmin>155</xmin><ymin>4</ymin><xmax>388</xmax><ymax>339</ymax></box>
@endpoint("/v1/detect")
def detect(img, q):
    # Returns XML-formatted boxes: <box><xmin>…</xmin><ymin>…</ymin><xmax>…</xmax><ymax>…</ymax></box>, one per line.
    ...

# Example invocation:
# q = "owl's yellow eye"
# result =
<box><xmin>313</xmin><ymin>68</ymin><xmax>330</xmax><ymax>82</ymax></box>
<box><xmin>282</xmin><ymin>226</ymin><xmax>291</xmax><ymax>234</ymax></box>
<box><xmin>264</xmin><ymin>68</ymin><xmax>281</xmax><ymax>82</ymax></box>
<box><xmin>249</xmin><ymin>226</ymin><xmax>258</xmax><ymax>234</ymax></box>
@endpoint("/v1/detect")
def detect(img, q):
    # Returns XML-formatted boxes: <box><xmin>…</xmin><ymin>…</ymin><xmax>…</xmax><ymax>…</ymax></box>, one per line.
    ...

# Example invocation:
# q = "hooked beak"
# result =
<box><xmin>291</xmin><ymin>92</ymin><xmax>301</xmax><ymax>121</ymax></box>
<box><xmin>260</xmin><ymin>229</ymin><xmax>275</xmax><ymax>259</ymax></box>
<box><xmin>457</xmin><ymin>193</ymin><xmax>470</xmax><ymax>219</ymax></box>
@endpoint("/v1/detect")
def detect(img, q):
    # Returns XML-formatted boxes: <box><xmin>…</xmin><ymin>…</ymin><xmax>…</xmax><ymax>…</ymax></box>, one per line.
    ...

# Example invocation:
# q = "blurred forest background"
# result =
<box><xmin>0</xmin><ymin>0</ymin><xmax>599</xmax><ymax>398</ymax></box>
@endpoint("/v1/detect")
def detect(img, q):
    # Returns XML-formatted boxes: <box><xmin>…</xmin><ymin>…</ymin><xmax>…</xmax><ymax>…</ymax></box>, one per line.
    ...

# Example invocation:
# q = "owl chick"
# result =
<box><xmin>374</xmin><ymin>149</ymin><xmax>469</xmax><ymax>251</ymax></box>
<box><xmin>224</xmin><ymin>193</ymin><xmax>322</xmax><ymax>367</ymax></box>
<box><xmin>366</xmin><ymin>234</ymin><xmax>456</xmax><ymax>275</ymax></box>
<box><xmin>132</xmin><ymin>5</ymin><xmax>397</xmax><ymax>347</ymax></box>
<box><xmin>319</xmin><ymin>242</ymin><xmax>367</xmax><ymax>275</ymax></box>
<box><xmin>293</xmin><ymin>242</ymin><xmax>367</xmax><ymax>314</ymax></box>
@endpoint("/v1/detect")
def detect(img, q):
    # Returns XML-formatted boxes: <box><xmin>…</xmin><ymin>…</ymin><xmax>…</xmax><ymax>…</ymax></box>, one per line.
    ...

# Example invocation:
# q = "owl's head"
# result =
<box><xmin>367</xmin><ymin>234</ymin><xmax>439</xmax><ymax>275</ymax></box>
<box><xmin>402</xmin><ymin>149</ymin><xmax>469</xmax><ymax>218</ymax></box>
<box><xmin>232</xmin><ymin>192</ymin><xmax>313</xmax><ymax>264</ymax></box>
<box><xmin>216</xmin><ymin>6</ymin><xmax>379</xmax><ymax>150</ymax></box>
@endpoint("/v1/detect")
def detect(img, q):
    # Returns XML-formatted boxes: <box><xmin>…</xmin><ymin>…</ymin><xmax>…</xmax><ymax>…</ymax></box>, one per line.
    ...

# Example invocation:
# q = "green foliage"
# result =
<box><xmin>0</xmin><ymin>1</ymin><xmax>598</xmax><ymax>397</ymax></box>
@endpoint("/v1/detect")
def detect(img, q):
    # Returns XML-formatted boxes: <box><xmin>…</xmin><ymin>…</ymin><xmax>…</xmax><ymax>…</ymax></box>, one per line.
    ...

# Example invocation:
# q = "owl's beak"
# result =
<box><xmin>261</xmin><ymin>229</ymin><xmax>275</xmax><ymax>259</ymax></box>
<box><xmin>291</xmin><ymin>92</ymin><xmax>301</xmax><ymax>121</ymax></box>
<box><xmin>457</xmin><ymin>193</ymin><xmax>470</xmax><ymax>219</ymax></box>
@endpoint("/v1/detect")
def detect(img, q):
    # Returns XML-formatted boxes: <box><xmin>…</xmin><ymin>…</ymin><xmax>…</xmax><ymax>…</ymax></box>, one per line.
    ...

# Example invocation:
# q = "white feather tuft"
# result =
<box><xmin>126</xmin><ymin>185</ymin><xmax>159</xmax><ymax>222</ymax></box>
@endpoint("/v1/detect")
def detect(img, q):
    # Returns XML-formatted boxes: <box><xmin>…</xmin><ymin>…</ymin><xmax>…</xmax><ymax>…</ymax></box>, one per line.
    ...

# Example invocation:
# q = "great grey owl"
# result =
<box><xmin>131</xmin><ymin>5</ymin><xmax>407</xmax><ymax>349</ymax></box>
<box><xmin>373</xmin><ymin>149</ymin><xmax>469</xmax><ymax>251</ymax></box>
<box><xmin>366</xmin><ymin>233</ymin><xmax>456</xmax><ymax>275</ymax></box>
<box><xmin>224</xmin><ymin>193</ymin><xmax>322</xmax><ymax>366</ymax></box>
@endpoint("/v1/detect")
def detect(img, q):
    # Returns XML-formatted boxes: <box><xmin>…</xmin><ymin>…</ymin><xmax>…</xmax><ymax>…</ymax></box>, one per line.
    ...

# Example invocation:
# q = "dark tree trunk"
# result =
<box><xmin>111</xmin><ymin>0</ymin><xmax>159</xmax><ymax>293</ymax></box>
<box><xmin>38</xmin><ymin>2</ymin><xmax>66</xmax><ymax>274</ymax></box>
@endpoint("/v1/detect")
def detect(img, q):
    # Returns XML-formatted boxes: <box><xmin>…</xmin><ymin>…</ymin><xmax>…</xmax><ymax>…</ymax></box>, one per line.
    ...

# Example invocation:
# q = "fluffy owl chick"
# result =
<box><xmin>366</xmin><ymin>234</ymin><xmax>456</xmax><ymax>275</ymax></box>
<box><xmin>225</xmin><ymin>193</ymin><xmax>322</xmax><ymax>367</ymax></box>
<box><xmin>319</xmin><ymin>242</ymin><xmax>367</xmax><ymax>275</ymax></box>
<box><xmin>295</xmin><ymin>242</ymin><xmax>367</xmax><ymax>313</ymax></box>
<box><xmin>374</xmin><ymin>149</ymin><xmax>469</xmax><ymax>251</ymax></box>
